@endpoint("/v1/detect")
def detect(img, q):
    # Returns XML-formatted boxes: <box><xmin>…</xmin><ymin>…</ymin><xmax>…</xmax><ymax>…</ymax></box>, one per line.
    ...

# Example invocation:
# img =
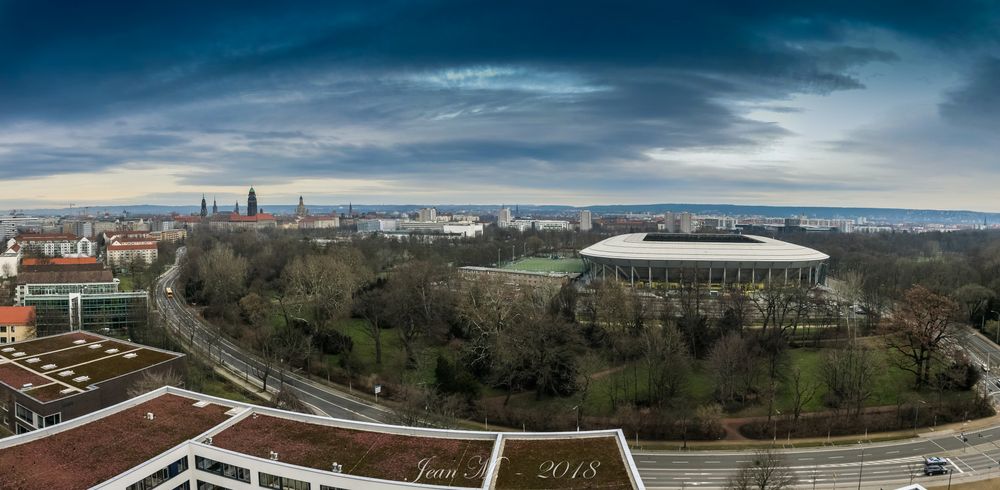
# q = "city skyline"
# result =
<box><xmin>0</xmin><ymin>2</ymin><xmax>998</xmax><ymax>210</ymax></box>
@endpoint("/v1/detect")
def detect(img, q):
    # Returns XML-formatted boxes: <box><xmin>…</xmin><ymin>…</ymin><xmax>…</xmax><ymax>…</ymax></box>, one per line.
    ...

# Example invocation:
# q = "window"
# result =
<box><xmin>320</xmin><ymin>486</ymin><xmax>348</xmax><ymax>490</ymax></box>
<box><xmin>0</xmin><ymin>325</ymin><xmax>6</xmax><ymax>332</ymax></box>
<box><xmin>172</xmin><ymin>483</ymin><xmax>191</xmax><ymax>490</ymax></box>
<box><xmin>259</xmin><ymin>472</ymin><xmax>310</xmax><ymax>490</ymax></box>
<box><xmin>195</xmin><ymin>456</ymin><xmax>250</xmax><ymax>483</ymax></box>
<box><xmin>0</xmin><ymin>337</ymin><xmax>6</xmax><ymax>344</ymax></box>
<box><xmin>15</xmin><ymin>423</ymin><xmax>32</xmax><ymax>434</ymax></box>
<box><xmin>127</xmin><ymin>456</ymin><xmax>188</xmax><ymax>490</ymax></box>
<box><xmin>14</xmin><ymin>403</ymin><xmax>35</xmax><ymax>425</ymax></box>
<box><xmin>42</xmin><ymin>413</ymin><xmax>61</xmax><ymax>427</ymax></box>
<box><xmin>196</xmin><ymin>482</ymin><xmax>231</xmax><ymax>490</ymax></box>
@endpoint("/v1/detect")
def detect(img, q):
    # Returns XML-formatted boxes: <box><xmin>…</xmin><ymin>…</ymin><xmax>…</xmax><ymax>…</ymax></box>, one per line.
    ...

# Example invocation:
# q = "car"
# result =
<box><xmin>924</xmin><ymin>456</ymin><xmax>947</xmax><ymax>466</ymax></box>
<box><xmin>924</xmin><ymin>464</ymin><xmax>948</xmax><ymax>476</ymax></box>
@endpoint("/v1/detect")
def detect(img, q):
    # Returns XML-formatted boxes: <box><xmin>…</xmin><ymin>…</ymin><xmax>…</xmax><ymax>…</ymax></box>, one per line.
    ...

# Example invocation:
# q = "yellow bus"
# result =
<box><xmin>165</xmin><ymin>287</ymin><xmax>174</xmax><ymax>299</ymax></box>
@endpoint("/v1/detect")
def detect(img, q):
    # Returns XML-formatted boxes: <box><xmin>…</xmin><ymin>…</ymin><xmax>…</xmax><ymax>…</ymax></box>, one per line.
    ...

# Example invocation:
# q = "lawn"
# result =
<box><xmin>503</xmin><ymin>257</ymin><xmax>586</xmax><ymax>273</ymax></box>
<box><xmin>324</xmin><ymin>318</ymin><xmax>445</xmax><ymax>388</ymax></box>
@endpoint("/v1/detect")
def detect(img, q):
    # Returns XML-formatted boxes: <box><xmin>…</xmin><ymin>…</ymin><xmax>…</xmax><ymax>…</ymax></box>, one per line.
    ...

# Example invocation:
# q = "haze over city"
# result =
<box><xmin>1</xmin><ymin>1</ymin><xmax>998</xmax><ymax>210</ymax></box>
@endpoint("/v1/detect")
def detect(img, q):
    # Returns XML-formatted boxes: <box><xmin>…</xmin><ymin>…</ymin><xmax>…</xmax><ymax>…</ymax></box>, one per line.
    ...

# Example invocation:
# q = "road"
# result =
<box><xmin>154</xmin><ymin>248</ymin><xmax>391</xmax><ymax>423</ymax></box>
<box><xmin>154</xmin><ymin>250</ymin><xmax>1000</xmax><ymax>488</ymax></box>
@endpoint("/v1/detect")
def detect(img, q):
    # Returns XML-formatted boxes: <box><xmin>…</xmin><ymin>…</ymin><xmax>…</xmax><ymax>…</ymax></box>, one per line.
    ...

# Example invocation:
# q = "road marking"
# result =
<box><xmin>705</xmin><ymin>460</ymin><xmax>720</xmax><ymax>463</ymax></box>
<box><xmin>829</xmin><ymin>456</ymin><xmax>843</xmax><ymax>459</ymax></box>
<box><xmin>640</xmin><ymin>460</ymin><xmax>657</xmax><ymax>464</ymax></box>
<box><xmin>947</xmin><ymin>458</ymin><xmax>964</xmax><ymax>473</ymax></box>
<box><xmin>887</xmin><ymin>450</ymin><xmax>898</xmax><ymax>454</ymax></box>
<box><xmin>799</xmin><ymin>457</ymin><xmax>813</xmax><ymax>461</ymax></box>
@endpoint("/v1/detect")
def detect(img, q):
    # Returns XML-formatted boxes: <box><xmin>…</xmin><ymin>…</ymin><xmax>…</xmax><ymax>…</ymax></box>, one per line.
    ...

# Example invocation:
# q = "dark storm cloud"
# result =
<box><xmin>940</xmin><ymin>56</ymin><xmax>1000</xmax><ymax>127</ymax></box>
<box><xmin>0</xmin><ymin>0</ymin><xmax>996</xmax><ymax>195</ymax></box>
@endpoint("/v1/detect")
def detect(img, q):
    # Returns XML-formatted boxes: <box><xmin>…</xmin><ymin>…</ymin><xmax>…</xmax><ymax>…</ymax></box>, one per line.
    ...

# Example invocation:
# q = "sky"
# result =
<box><xmin>0</xmin><ymin>1</ymin><xmax>998</xmax><ymax>211</ymax></box>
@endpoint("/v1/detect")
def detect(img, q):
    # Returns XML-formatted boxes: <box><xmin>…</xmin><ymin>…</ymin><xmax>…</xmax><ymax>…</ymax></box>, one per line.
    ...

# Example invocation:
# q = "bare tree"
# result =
<box><xmin>356</xmin><ymin>287</ymin><xmax>389</xmax><ymax>365</ymax></box>
<box><xmin>197</xmin><ymin>244</ymin><xmax>248</xmax><ymax>306</ymax></box>
<box><xmin>385</xmin><ymin>260</ymin><xmax>454</xmax><ymax>368</ymax></box>
<box><xmin>128</xmin><ymin>369</ymin><xmax>184</xmax><ymax>398</ymax></box>
<box><xmin>820</xmin><ymin>341</ymin><xmax>878</xmax><ymax>416</ymax></box>
<box><xmin>283</xmin><ymin>253</ymin><xmax>370</xmax><ymax>334</ymax></box>
<box><xmin>709</xmin><ymin>332</ymin><xmax>761</xmax><ymax>405</ymax></box>
<box><xmin>882</xmin><ymin>285</ymin><xmax>959</xmax><ymax>389</ymax></box>
<box><xmin>727</xmin><ymin>449</ymin><xmax>795</xmax><ymax>490</ymax></box>
<box><xmin>788</xmin><ymin>367</ymin><xmax>818</xmax><ymax>423</ymax></box>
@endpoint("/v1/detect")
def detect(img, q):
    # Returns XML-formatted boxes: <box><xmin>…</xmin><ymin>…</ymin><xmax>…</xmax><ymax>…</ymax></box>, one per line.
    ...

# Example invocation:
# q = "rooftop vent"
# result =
<box><xmin>25</xmin><ymin>357</ymin><xmax>40</xmax><ymax>363</ymax></box>
<box><xmin>1</xmin><ymin>347</ymin><xmax>14</xmax><ymax>352</ymax></box>
<box><xmin>21</xmin><ymin>383</ymin><xmax>33</xmax><ymax>389</ymax></box>
<box><xmin>269</xmin><ymin>451</ymin><xmax>279</xmax><ymax>461</ymax></box>
<box><xmin>123</xmin><ymin>353</ymin><xmax>138</xmax><ymax>359</ymax></box>
<box><xmin>57</xmin><ymin>370</ymin><xmax>74</xmax><ymax>377</ymax></box>
<box><xmin>59</xmin><ymin>388</ymin><xmax>74</xmax><ymax>394</ymax></box>
<box><xmin>88</xmin><ymin>344</ymin><xmax>102</xmax><ymax>349</ymax></box>
<box><xmin>104</xmin><ymin>348</ymin><xmax>119</xmax><ymax>354</ymax></box>
<box><xmin>204</xmin><ymin>436</ymin><xmax>213</xmax><ymax>445</ymax></box>
<box><xmin>72</xmin><ymin>376</ymin><xmax>90</xmax><ymax>383</ymax></box>
<box><xmin>145</xmin><ymin>412</ymin><xmax>155</xmax><ymax>420</ymax></box>
<box><xmin>192</xmin><ymin>401</ymin><xmax>210</xmax><ymax>408</ymax></box>
<box><xmin>331</xmin><ymin>462</ymin><xmax>343</xmax><ymax>473</ymax></box>
<box><xmin>12</xmin><ymin>352</ymin><xmax>25</xmax><ymax>357</ymax></box>
<box><xmin>41</xmin><ymin>364</ymin><xmax>56</xmax><ymax>370</ymax></box>
<box><xmin>72</xmin><ymin>339</ymin><xmax>86</xmax><ymax>345</ymax></box>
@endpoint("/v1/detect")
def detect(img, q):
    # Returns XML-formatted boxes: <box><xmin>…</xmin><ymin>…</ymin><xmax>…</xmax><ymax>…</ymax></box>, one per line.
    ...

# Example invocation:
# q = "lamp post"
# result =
<box><xmin>914</xmin><ymin>400</ymin><xmax>926</xmax><ymax>433</ymax></box>
<box><xmin>572</xmin><ymin>405</ymin><xmax>580</xmax><ymax>432</ymax></box>
<box><xmin>856</xmin><ymin>442</ymin><xmax>864</xmax><ymax>490</ymax></box>
<box><xmin>993</xmin><ymin>310</ymin><xmax>1000</xmax><ymax>344</ymax></box>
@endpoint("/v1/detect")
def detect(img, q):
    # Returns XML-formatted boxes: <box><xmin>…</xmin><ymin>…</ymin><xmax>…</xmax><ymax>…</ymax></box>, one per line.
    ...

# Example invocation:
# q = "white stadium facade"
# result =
<box><xmin>579</xmin><ymin>233</ymin><xmax>829</xmax><ymax>288</ymax></box>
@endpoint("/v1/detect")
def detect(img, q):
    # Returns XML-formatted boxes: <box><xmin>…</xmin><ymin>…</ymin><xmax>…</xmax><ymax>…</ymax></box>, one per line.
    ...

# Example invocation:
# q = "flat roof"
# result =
<box><xmin>0</xmin><ymin>393</ymin><xmax>233</xmax><ymax>489</ymax></box>
<box><xmin>211</xmin><ymin>414</ymin><xmax>495</xmax><ymax>487</ymax></box>
<box><xmin>0</xmin><ymin>332</ymin><xmax>182</xmax><ymax>402</ymax></box>
<box><xmin>580</xmin><ymin>233</ymin><xmax>829</xmax><ymax>264</ymax></box>
<box><xmin>0</xmin><ymin>387</ymin><xmax>643</xmax><ymax>489</ymax></box>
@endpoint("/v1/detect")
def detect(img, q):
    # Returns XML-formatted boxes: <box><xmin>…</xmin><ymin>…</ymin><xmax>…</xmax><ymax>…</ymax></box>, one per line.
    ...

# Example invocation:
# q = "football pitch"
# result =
<box><xmin>502</xmin><ymin>257</ymin><xmax>586</xmax><ymax>273</ymax></box>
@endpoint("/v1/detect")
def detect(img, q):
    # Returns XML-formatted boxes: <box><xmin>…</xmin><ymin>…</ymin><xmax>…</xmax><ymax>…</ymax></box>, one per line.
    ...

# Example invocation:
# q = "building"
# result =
<box><xmin>247</xmin><ymin>187</ymin><xmax>259</xmax><ymax>216</ymax></box>
<box><xmin>62</xmin><ymin>220</ymin><xmax>94</xmax><ymax>238</ymax></box>
<box><xmin>0</xmin><ymin>307</ymin><xmax>35</xmax><ymax>344</ymax></box>
<box><xmin>200</xmin><ymin>195</ymin><xmax>208</xmax><ymax>217</ymax></box>
<box><xmin>580</xmin><ymin>233</ymin><xmax>829</xmax><ymax>288</ymax></box>
<box><xmin>356</xmin><ymin>219</ymin><xmax>398</xmax><ymax>233</ymax></box>
<box><xmin>0</xmin><ymin>386</ymin><xmax>645</xmax><ymax>490</ymax></box>
<box><xmin>0</xmin><ymin>243</ymin><xmax>21</xmax><ymax>278</ymax></box>
<box><xmin>459</xmin><ymin>266</ymin><xmax>579</xmax><ymax>288</ymax></box>
<box><xmin>398</xmin><ymin>221</ymin><xmax>484</xmax><ymax>237</ymax></box>
<box><xmin>15</xmin><ymin>271</ymin><xmax>147</xmax><ymax>335</ymax></box>
<box><xmin>151</xmin><ymin>229</ymin><xmax>188</xmax><ymax>242</ymax></box>
<box><xmin>0</xmin><ymin>332</ymin><xmax>184</xmax><ymax>435</ymax></box>
<box><xmin>296</xmin><ymin>196</ymin><xmax>308</xmax><ymax>216</ymax></box>
<box><xmin>417</xmin><ymin>207</ymin><xmax>437</xmax><ymax>222</ymax></box>
<box><xmin>0</xmin><ymin>217</ymin><xmax>40</xmax><ymax>242</ymax></box>
<box><xmin>497</xmin><ymin>207</ymin><xmax>512</xmax><ymax>227</ymax></box>
<box><xmin>106</xmin><ymin>241</ymin><xmax>159</xmax><ymax>268</ymax></box>
<box><xmin>11</xmin><ymin>233</ymin><xmax>95</xmax><ymax>257</ymax></box>
<box><xmin>580</xmin><ymin>210</ymin><xmax>593</xmax><ymax>231</ymax></box>
<box><xmin>662</xmin><ymin>212</ymin><xmax>693</xmax><ymax>233</ymax></box>
<box><xmin>297</xmin><ymin>215</ymin><xmax>339</xmax><ymax>229</ymax></box>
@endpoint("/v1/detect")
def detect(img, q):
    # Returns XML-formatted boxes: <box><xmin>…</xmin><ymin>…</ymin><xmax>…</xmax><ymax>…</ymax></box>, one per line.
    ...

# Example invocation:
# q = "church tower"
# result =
<box><xmin>212</xmin><ymin>197</ymin><xmax>218</xmax><ymax>215</ymax></box>
<box><xmin>234</xmin><ymin>201</ymin><xmax>240</xmax><ymax>214</ymax></box>
<box><xmin>296</xmin><ymin>196</ymin><xmax>308</xmax><ymax>216</ymax></box>
<box><xmin>200</xmin><ymin>194</ymin><xmax>207</xmax><ymax>217</ymax></box>
<box><xmin>247</xmin><ymin>187</ymin><xmax>258</xmax><ymax>217</ymax></box>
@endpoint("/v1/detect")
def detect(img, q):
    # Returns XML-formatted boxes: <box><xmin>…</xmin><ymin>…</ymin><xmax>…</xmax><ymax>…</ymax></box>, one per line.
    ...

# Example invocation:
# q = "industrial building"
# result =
<box><xmin>580</xmin><ymin>233</ymin><xmax>829</xmax><ymax>288</ymax></box>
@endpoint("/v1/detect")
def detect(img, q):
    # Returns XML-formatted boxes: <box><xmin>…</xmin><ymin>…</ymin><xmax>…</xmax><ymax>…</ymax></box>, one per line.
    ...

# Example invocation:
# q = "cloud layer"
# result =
<box><xmin>0</xmin><ymin>1</ymin><xmax>998</xmax><ymax>208</ymax></box>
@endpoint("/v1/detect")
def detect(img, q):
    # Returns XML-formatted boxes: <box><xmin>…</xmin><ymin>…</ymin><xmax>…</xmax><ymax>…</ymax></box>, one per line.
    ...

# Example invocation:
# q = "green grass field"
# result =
<box><xmin>503</xmin><ymin>256</ymin><xmax>586</xmax><ymax>273</ymax></box>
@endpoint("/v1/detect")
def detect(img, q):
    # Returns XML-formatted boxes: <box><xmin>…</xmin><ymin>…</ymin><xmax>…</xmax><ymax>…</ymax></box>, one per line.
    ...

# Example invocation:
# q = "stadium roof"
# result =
<box><xmin>0</xmin><ymin>332</ymin><xmax>182</xmax><ymax>402</ymax></box>
<box><xmin>580</xmin><ymin>233</ymin><xmax>828</xmax><ymax>264</ymax></box>
<box><xmin>0</xmin><ymin>387</ymin><xmax>644</xmax><ymax>490</ymax></box>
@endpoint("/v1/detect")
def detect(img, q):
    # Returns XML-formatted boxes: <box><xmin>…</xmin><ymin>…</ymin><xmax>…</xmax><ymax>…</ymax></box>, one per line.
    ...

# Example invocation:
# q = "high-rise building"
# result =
<box><xmin>580</xmin><ymin>210</ymin><xmax>592</xmax><ymax>231</ymax></box>
<box><xmin>497</xmin><ymin>207</ymin><xmax>512</xmax><ymax>227</ymax></box>
<box><xmin>247</xmin><ymin>187</ymin><xmax>258</xmax><ymax>216</ymax></box>
<box><xmin>663</xmin><ymin>212</ymin><xmax>693</xmax><ymax>233</ymax></box>
<box><xmin>418</xmin><ymin>207</ymin><xmax>437</xmax><ymax>222</ymax></box>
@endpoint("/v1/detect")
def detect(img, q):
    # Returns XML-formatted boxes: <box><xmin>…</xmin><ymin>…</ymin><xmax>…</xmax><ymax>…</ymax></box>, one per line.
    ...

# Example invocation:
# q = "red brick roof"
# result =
<box><xmin>15</xmin><ymin>233</ymin><xmax>80</xmax><ymax>241</ymax></box>
<box><xmin>108</xmin><ymin>242</ymin><xmax>157</xmax><ymax>251</ymax></box>
<box><xmin>22</xmin><ymin>257</ymin><xmax>98</xmax><ymax>266</ymax></box>
<box><xmin>227</xmin><ymin>212</ymin><xmax>276</xmax><ymax>222</ymax></box>
<box><xmin>0</xmin><ymin>306</ymin><xmax>34</xmax><ymax>325</ymax></box>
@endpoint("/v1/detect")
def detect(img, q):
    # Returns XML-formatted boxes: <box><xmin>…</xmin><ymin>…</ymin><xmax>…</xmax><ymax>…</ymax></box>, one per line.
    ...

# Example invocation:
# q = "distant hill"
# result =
<box><xmin>9</xmin><ymin>202</ymin><xmax>1000</xmax><ymax>225</ymax></box>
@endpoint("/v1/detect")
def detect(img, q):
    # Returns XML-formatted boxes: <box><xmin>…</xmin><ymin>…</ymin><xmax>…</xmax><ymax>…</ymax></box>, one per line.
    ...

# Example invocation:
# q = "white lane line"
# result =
<box><xmin>672</xmin><ymin>461</ymin><xmax>688</xmax><ymax>464</ymax></box>
<box><xmin>705</xmin><ymin>460</ymin><xmax>720</xmax><ymax>463</ymax></box>
<box><xmin>640</xmin><ymin>460</ymin><xmax>657</xmax><ymax>464</ymax></box>
<box><xmin>799</xmin><ymin>457</ymin><xmax>813</xmax><ymax>461</ymax></box>
<box><xmin>947</xmin><ymin>458</ymin><xmax>965</xmax><ymax>474</ymax></box>
<box><xmin>887</xmin><ymin>450</ymin><xmax>899</xmax><ymax>454</ymax></box>
<box><xmin>829</xmin><ymin>456</ymin><xmax>843</xmax><ymax>459</ymax></box>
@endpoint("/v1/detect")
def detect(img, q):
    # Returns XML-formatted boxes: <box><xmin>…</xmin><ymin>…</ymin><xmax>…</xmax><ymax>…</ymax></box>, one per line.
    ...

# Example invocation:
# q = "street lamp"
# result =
<box><xmin>773</xmin><ymin>409</ymin><xmax>781</xmax><ymax>443</ymax></box>
<box><xmin>856</xmin><ymin>442</ymin><xmax>864</xmax><ymax>490</ymax></box>
<box><xmin>572</xmin><ymin>405</ymin><xmax>580</xmax><ymax>432</ymax></box>
<box><xmin>914</xmin><ymin>400</ymin><xmax>926</xmax><ymax>433</ymax></box>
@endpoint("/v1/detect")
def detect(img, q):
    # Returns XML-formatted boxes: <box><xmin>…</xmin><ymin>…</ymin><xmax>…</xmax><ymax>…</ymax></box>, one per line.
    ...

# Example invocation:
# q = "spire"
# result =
<box><xmin>234</xmin><ymin>201</ymin><xmax>240</xmax><ymax>214</ymax></box>
<box><xmin>212</xmin><ymin>196</ymin><xmax>218</xmax><ymax>214</ymax></box>
<box><xmin>200</xmin><ymin>194</ymin><xmax>207</xmax><ymax>217</ymax></box>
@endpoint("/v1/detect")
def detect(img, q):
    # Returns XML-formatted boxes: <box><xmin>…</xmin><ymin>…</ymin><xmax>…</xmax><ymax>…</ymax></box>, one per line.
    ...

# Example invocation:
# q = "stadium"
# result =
<box><xmin>579</xmin><ymin>233</ymin><xmax>829</xmax><ymax>288</ymax></box>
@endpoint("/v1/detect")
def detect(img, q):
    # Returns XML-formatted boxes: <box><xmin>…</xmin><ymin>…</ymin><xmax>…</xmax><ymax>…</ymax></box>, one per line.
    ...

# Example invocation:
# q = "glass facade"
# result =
<box><xmin>23</xmin><ymin>290</ymin><xmax>148</xmax><ymax>335</ymax></box>
<box><xmin>127</xmin><ymin>457</ymin><xmax>189</xmax><ymax>490</ymax></box>
<box><xmin>259</xmin><ymin>472</ymin><xmax>310</xmax><ymax>490</ymax></box>
<box><xmin>195</xmin><ymin>456</ymin><xmax>251</xmax><ymax>483</ymax></box>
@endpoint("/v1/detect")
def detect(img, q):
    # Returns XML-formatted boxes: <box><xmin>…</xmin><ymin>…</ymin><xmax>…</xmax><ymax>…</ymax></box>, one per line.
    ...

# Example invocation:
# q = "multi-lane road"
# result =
<box><xmin>153</xmin><ymin>250</ymin><xmax>1000</xmax><ymax>488</ymax></box>
<box><xmin>154</xmin><ymin>249</ymin><xmax>389</xmax><ymax>423</ymax></box>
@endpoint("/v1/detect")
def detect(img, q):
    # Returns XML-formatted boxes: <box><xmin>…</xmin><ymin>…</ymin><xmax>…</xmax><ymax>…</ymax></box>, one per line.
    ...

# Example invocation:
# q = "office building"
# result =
<box><xmin>662</xmin><ymin>212</ymin><xmax>693</xmax><ymax>233</ymax></box>
<box><xmin>15</xmin><ymin>271</ymin><xmax>147</xmax><ymax>336</ymax></box>
<box><xmin>0</xmin><ymin>332</ymin><xmax>184</xmax><ymax>435</ymax></box>
<box><xmin>417</xmin><ymin>207</ymin><xmax>437</xmax><ymax>222</ymax></box>
<box><xmin>497</xmin><ymin>207</ymin><xmax>512</xmax><ymax>227</ymax></box>
<box><xmin>580</xmin><ymin>210</ymin><xmax>592</xmax><ymax>231</ymax></box>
